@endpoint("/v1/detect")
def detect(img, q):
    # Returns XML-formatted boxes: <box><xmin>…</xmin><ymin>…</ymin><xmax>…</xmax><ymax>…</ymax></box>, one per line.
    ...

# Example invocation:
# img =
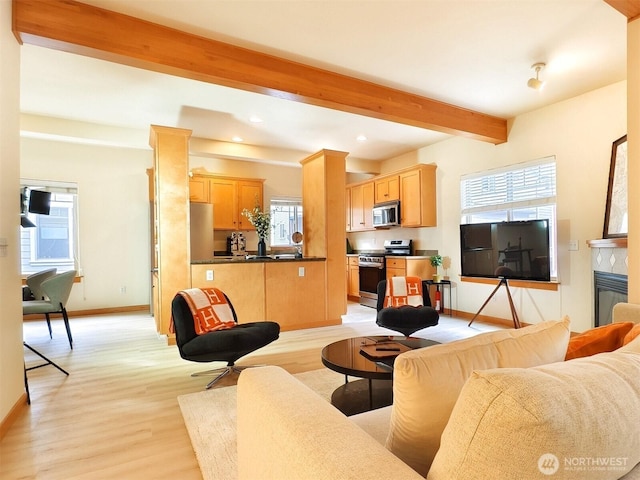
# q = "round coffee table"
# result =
<box><xmin>321</xmin><ymin>335</ymin><xmax>438</xmax><ymax>415</ymax></box>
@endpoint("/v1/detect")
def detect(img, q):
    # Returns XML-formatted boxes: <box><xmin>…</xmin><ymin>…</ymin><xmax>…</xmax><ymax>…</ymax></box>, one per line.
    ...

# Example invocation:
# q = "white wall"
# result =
<box><xmin>20</xmin><ymin>138</ymin><xmax>154</xmax><ymax>311</ymax></box>
<box><xmin>350</xmin><ymin>81</ymin><xmax>626</xmax><ymax>332</ymax></box>
<box><xmin>0</xmin><ymin>0</ymin><xmax>26</xmax><ymax>424</ymax></box>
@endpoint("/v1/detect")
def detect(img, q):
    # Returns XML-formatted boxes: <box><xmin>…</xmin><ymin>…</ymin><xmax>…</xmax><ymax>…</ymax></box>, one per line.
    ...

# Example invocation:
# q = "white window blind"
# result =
<box><xmin>461</xmin><ymin>157</ymin><xmax>556</xmax><ymax>215</ymax></box>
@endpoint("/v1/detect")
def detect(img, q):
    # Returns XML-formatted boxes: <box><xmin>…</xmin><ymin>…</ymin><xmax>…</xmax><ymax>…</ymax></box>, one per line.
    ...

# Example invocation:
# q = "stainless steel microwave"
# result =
<box><xmin>372</xmin><ymin>201</ymin><xmax>400</xmax><ymax>228</ymax></box>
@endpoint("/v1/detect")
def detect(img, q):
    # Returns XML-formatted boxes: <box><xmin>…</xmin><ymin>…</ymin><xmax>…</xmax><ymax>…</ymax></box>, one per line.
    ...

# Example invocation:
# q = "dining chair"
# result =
<box><xmin>23</xmin><ymin>270</ymin><xmax>77</xmax><ymax>349</ymax></box>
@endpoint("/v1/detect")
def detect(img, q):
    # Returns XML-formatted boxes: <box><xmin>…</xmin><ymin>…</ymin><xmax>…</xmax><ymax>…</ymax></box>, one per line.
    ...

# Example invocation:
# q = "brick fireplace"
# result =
<box><xmin>588</xmin><ymin>238</ymin><xmax>628</xmax><ymax>326</ymax></box>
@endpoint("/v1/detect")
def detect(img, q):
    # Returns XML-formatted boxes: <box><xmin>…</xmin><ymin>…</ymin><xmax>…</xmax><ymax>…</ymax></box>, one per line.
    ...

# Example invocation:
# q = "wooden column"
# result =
<box><xmin>149</xmin><ymin>125</ymin><xmax>192</xmax><ymax>340</ymax></box>
<box><xmin>301</xmin><ymin>150</ymin><xmax>347</xmax><ymax>324</ymax></box>
<box><xmin>628</xmin><ymin>17</ymin><xmax>639</xmax><ymax>303</ymax></box>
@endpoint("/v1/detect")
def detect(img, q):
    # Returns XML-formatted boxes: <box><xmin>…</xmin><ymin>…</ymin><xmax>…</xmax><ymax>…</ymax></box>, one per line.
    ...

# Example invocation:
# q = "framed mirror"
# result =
<box><xmin>603</xmin><ymin>135</ymin><xmax>628</xmax><ymax>238</ymax></box>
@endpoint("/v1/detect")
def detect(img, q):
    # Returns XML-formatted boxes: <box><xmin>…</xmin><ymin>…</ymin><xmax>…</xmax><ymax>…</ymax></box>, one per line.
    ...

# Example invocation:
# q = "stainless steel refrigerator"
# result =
<box><xmin>190</xmin><ymin>203</ymin><xmax>214</xmax><ymax>261</ymax></box>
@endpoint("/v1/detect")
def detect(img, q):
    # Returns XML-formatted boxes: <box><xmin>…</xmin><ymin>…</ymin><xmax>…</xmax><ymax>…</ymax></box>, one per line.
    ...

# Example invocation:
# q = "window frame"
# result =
<box><xmin>269</xmin><ymin>196</ymin><xmax>303</xmax><ymax>248</ymax></box>
<box><xmin>460</xmin><ymin>157</ymin><xmax>557</xmax><ymax>280</ymax></box>
<box><xmin>20</xmin><ymin>180</ymin><xmax>80</xmax><ymax>275</ymax></box>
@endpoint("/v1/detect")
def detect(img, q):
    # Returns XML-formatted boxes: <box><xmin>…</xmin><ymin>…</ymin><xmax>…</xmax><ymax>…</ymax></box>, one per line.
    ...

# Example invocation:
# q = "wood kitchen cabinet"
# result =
<box><xmin>385</xmin><ymin>256</ymin><xmax>436</xmax><ymax>304</ymax></box>
<box><xmin>191</xmin><ymin>174</ymin><xmax>264</xmax><ymax>230</ymax></box>
<box><xmin>189</xmin><ymin>177</ymin><xmax>209</xmax><ymax>203</ymax></box>
<box><xmin>348</xmin><ymin>181</ymin><xmax>374</xmax><ymax>231</ymax></box>
<box><xmin>400</xmin><ymin>164</ymin><xmax>436</xmax><ymax>227</ymax></box>
<box><xmin>191</xmin><ymin>263</ymin><xmax>265</xmax><ymax>322</ymax></box>
<box><xmin>236</xmin><ymin>180</ymin><xmax>264</xmax><ymax>230</ymax></box>
<box><xmin>347</xmin><ymin>255</ymin><xmax>360</xmax><ymax>298</ymax></box>
<box><xmin>375</xmin><ymin>175</ymin><xmax>399</xmax><ymax>203</ymax></box>
<box><xmin>345</xmin><ymin>164</ymin><xmax>436</xmax><ymax>232</ymax></box>
<box><xmin>210</xmin><ymin>177</ymin><xmax>237</xmax><ymax>229</ymax></box>
<box><xmin>386</xmin><ymin>257</ymin><xmax>406</xmax><ymax>279</ymax></box>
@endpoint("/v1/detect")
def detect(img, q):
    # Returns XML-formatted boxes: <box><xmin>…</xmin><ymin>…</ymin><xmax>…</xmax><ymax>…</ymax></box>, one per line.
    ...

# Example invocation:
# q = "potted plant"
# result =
<box><xmin>430</xmin><ymin>254</ymin><xmax>443</xmax><ymax>283</ymax></box>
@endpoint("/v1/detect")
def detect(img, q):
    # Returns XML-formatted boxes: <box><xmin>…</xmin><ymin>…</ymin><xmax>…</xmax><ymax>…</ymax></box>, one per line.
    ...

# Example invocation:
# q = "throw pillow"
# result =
<box><xmin>428</xmin><ymin>350</ymin><xmax>640</xmax><ymax>480</ymax></box>
<box><xmin>564</xmin><ymin>322</ymin><xmax>634</xmax><ymax>360</ymax></box>
<box><xmin>623</xmin><ymin>323</ymin><xmax>640</xmax><ymax>346</ymax></box>
<box><xmin>386</xmin><ymin>316</ymin><xmax>571</xmax><ymax>477</ymax></box>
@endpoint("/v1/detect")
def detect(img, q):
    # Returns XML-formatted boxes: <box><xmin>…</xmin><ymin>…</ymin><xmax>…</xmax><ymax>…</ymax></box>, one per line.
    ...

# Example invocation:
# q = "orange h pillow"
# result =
<box><xmin>565</xmin><ymin>322</ymin><xmax>634</xmax><ymax>360</ymax></box>
<box><xmin>384</xmin><ymin>276</ymin><xmax>423</xmax><ymax>307</ymax></box>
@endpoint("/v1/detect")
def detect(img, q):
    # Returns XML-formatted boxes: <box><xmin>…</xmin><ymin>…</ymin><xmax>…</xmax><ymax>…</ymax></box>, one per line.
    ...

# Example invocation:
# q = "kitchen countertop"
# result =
<box><xmin>192</xmin><ymin>255</ymin><xmax>326</xmax><ymax>265</ymax></box>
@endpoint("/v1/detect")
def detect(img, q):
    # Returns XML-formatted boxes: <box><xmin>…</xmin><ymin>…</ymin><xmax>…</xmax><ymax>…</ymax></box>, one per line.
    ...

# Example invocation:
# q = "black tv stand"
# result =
<box><xmin>468</xmin><ymin>277</ymin><xmax>521</xmax><ymax>329</ymax></box>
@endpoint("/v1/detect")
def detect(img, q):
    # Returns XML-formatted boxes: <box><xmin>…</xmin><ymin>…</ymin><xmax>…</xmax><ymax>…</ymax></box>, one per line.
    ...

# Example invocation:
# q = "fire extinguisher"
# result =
<box><xmin>435</xmin><ymin>289</ymin><xmax>442</xmax><ymax>312</ymax></box>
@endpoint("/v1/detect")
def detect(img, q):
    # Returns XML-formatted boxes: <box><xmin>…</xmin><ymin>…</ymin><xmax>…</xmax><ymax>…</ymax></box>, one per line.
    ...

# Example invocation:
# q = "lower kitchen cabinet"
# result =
<box><xmin>347</xmin><ymin>255</ymin><xmax>359</xmax><ymax>298</ymax></box>
<box><xmin>265</xmin><ymin>262</ymin><xmax>328</xmax><ymax>330</ymax></box>
<box><xmin>191</xmin><ymin>263</ymin><xmax>265</xmax><ymax>322</ymax></box>
<box><xmin>191</xmin><ymin>260</ymin><xmax>335</xmax><ymax>331</ymax></box>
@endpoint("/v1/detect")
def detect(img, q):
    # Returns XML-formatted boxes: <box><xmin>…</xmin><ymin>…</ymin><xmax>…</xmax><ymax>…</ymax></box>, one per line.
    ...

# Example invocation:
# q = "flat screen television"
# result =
<box><xmin>28</xmin><ymin>189</ymin><xmax>51</xmax><ymax>215</ymax></box>
<box><xmin>460</xmin><ymin>219</ymin><xmax>550</xmax><ymax>281</ymax></box>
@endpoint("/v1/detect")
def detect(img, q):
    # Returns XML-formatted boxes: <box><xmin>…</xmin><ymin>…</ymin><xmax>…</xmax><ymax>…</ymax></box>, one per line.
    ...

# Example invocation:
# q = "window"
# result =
<box><xmin>20</xmin><ymin>180</ymin><xmax>79</xmax><ymax>275</ymax></box>
<box><xmin>460</xmin><ymin>157</ymin><xmax>557</xmax><ymax>278</ymax></box>
<box><xmin>270</xmin><ymin>197</ymin><xmax>303</xmax><ymax>247</ymax></box>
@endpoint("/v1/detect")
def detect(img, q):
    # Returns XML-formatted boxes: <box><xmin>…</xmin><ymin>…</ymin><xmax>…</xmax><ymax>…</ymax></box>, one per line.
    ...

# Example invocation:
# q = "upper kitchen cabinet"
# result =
<box><xmin>374</xmin><ymin>175</ymin><xmax>399</xmax><ymax>203</ymax></box>
<box><xmin>236</xmin><ymin>180</ymin><xmax>264</xmax><ymax>230</ymax></box>
<box><xmin>399</xmin><ymin>164</ymin><xmax>436</xmax><ymax>227</ymax></box>
<box><xmin>345</xmin><ymin>164</ymin><xmax>436</xmax><ymax>232</ymax></box>
<box><xmin>189</xmin><ymin>176</ymin><xmax>209</xmax><ymax>203</ymax></box>
<box><xmin>191</xmin><ymin>174</ymin><xmax>264</xmax><ymax>231</ymax></box>
<box><xmin>348</xmin><ymin>181</ymin><xmax>374</xmax><ymax>232</ymax></box>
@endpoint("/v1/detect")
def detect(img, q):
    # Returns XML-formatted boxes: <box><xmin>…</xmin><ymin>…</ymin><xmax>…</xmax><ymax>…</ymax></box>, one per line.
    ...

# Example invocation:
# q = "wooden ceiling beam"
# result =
<box><xmin>604</xmin><ymin>0</ymin><xmax>640</xmax><ymax>20</ymax></box>
<box><xmin>12</xmin><ymin>0</ymin><xmax>507</xmax><ymax>145</ymax></box>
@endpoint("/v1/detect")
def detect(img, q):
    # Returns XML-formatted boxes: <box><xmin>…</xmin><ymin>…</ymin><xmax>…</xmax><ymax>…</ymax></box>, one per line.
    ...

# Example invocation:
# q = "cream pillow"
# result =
<box><xmin>428</xmin><ymin>349</ymin><xmax>640</xmax><ymax>480</ymax></box>
<box><xmin>386</xmin><ymin>316</ymin><xmax>571</xmax><ymax>476</ymax></box>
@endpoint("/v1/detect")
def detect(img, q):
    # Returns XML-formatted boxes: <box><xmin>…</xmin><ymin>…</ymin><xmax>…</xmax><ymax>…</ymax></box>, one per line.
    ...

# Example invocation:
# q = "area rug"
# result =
<box><xmin>178</xmin><ymin>368</ymin><xmax>344</xmax><ymax>480</ymax></box>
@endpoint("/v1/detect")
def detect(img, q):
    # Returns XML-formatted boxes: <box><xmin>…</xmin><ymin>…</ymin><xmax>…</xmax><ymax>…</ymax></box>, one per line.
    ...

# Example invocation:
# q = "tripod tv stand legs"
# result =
<box><xmin>468</xmin><ymin>277</ymin><xmax>521</xmax><ymax>329</ymax></box>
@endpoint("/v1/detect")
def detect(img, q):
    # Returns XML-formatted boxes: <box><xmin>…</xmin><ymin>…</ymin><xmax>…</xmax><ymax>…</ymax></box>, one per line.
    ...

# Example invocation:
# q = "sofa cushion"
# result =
<box><xmin>624</xmin><ymin>323</ymin><xmax>640</xmax><ymax>346</ymax></box>
<box><xmin>428</xmin><ymin>347</ymin><xmax>640</xmax><ymax>480</ymax></box>
<box><xmin>386</xmin><ymin>317</ymin><xmax>571</xmax><ymax>476</ymax></box>
<box><xmin>565</xmin><ymin>322</ymin><xmax>634</xmax><ymax>360</ymax></box>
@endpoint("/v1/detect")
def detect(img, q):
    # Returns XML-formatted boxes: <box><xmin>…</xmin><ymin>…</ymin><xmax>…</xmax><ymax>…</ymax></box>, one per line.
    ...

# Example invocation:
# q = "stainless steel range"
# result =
<box><xmin>358</xmin><ymin>239</ymin><xmax>412</xmax><ymax>308</ymax></box>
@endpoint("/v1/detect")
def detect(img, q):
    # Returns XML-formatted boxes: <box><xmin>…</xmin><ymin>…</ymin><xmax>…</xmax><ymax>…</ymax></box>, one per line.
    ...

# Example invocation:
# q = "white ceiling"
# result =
<box><xmin>19</xmin><ymin>0</ymin><xmax>627</xmax><ymax>162</ymax></box>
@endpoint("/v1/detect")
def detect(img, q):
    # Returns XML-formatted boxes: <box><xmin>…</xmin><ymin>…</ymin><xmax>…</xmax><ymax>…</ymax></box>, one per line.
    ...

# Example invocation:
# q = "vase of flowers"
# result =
<box><xmin>242</xmin><ymin>205</ymin><xmax>271</xmax><ymax>257</ymax></box>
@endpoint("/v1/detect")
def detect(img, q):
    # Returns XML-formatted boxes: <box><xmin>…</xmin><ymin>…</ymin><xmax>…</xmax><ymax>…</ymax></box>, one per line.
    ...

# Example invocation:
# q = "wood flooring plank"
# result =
<box><xmin>2</xmin><ymin>303</ymin><xmax>500</xmax><ymax>479</ymax></box>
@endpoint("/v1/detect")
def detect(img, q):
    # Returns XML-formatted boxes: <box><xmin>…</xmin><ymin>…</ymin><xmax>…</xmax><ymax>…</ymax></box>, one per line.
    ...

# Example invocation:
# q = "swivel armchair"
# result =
<box><xmin>376</xmin><ymin>276</ymin><xmax>439</xmax><ymax>337</ymax></box>
<box><xmin>23</xmin><ymin>270</ymin><xmax>76</xmax><ymax>349</ymax></box>
<box><xmin>171</xmin><ymin>289</ymin><xmax>280</xmax><ymax>389</ymax></box>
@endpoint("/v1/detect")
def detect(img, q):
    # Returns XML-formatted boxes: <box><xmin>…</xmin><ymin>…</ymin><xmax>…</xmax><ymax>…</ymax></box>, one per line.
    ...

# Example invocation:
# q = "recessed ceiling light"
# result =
<box><xmin>356</xmin><ymin>134</ymin><xmax>367</xmax><ymax>142</ymax></box>
<box><xmin>249</xmin><ymin>115</ymin><xmax>263</xmax><ymax>123</ymax></box>
<box><xmin>232</xmin><ymin>136</ymin><xmax>243</xmax><ymax>142</ymax></box>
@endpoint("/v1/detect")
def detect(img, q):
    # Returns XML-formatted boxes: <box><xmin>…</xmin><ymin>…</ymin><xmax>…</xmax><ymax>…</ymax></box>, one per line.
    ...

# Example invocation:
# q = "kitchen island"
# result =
<box><xmin>191</xmin><ymin>256</ymin><xmax>334</xmax><ymax>331</ymax></box>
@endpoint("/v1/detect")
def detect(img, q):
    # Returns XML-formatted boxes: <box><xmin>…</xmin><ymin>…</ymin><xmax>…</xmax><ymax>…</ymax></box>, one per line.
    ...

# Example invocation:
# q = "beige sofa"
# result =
<box><xmin>237</xmin><ymin>305</ymin><xmax>640</xmax><ymax>480</ymax></box>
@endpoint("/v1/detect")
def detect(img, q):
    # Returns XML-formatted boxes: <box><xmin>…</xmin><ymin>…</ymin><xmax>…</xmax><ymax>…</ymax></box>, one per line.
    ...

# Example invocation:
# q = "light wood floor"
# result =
<box><xmin>1</xmin><ymin>303</ymin><xmax>500</xmax><ymax>479</ymax></box>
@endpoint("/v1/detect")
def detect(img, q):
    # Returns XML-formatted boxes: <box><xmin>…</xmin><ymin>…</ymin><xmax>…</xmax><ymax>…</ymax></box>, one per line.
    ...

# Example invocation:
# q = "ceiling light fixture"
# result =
<box><xmin>356</xmin><ymin>134</ymin><xmax>367</xmax><ymax>142</ymax></box>
<box><xmin>527</xmin><ymin>63</ymin><xmax>546</xmax><ymax>90</ymax></box>
<box><xmin>232</xmin><ymin>136</ymin><xmax>243</xmax><ymax>142</ymax></box>
<box><xmin>249</xmin><ymin>115</ymin><xmax>263</xmax><ymax>123</ymax></box>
